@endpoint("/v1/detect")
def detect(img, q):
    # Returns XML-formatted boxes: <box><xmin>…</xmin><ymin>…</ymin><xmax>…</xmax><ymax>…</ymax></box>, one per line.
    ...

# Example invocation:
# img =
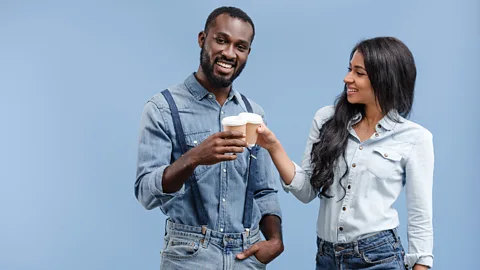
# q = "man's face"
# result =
<box><xmin>199</xmin><ymin>13</ymin><xmax>253</xmax><ymax>88</ymax></box>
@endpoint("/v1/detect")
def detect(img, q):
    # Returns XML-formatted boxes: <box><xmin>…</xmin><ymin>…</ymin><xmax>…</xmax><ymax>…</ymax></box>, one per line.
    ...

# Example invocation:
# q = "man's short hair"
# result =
<box><xmin>204</xmin><ymin>6</ymin><xmax>255</xmax><ymax>43</ymax></box>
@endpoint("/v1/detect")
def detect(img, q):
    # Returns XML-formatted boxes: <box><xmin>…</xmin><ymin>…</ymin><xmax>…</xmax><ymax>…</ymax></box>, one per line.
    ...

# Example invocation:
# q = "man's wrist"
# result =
<box><xmin>182</xmin><ymin>151</ymin><xmax>198</xmax><ymax>169</ymax></box>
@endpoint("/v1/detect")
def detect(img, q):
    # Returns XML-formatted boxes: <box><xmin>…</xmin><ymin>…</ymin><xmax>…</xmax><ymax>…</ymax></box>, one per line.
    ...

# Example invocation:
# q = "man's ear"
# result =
<box><xmin>198</xmin><ymin>31</ymin><xmax>206</xmax><ymax>48</ymax></box>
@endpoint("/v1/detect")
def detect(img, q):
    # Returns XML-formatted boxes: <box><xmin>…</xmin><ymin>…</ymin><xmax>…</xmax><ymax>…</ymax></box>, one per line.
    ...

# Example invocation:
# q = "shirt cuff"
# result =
<box><xmin>255</xmin><ymin>193</ymin><xmax>282</xmax><ymax>220</ymax></box>
<box><xmin>404</xmin><ymin>253</ymin><xmax>433</xmax><ymax>268</ymax></box>
<box><xmin>149</xmin><ymin>165</ymin><xmax>185</xmax><ymax>197</ymax></box>
<box><xmin>281</xmin><ymin>162</ymin><xmax>306</xmax><ymax>192</ymax></box>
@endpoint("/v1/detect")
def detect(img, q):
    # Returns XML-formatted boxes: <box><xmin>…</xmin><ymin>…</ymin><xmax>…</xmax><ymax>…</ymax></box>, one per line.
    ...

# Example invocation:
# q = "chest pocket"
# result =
<box><xmin>185</xmin><ymin>130</ymin><xmax>212</xmax><ymax>177</ymax></box>
<box><xmin>366</xmin><ymin>147</ymin><xmax>403</xmax><ymax>179</ymax></box>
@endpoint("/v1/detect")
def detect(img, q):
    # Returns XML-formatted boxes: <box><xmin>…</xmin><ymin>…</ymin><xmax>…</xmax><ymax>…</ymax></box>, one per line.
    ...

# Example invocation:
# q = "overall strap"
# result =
<box><xmin>240</xmin><ymin>94</ymin><xmax>253</xmax><ymax>113</ymax></box>
<box><xmin>161</xmin><ymin>89</ymin><xmax>209</xmax><ymax>229</ymax></box>
<box><xmin>240</xmin><ymin>93</ymin><xmax>257</xmax><ymax>232</ymax></box>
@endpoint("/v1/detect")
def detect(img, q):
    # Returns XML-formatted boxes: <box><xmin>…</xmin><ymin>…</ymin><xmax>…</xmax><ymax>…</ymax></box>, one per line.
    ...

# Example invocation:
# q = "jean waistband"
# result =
<box><xmin>165</xmin><ymin>219</ymin><xmax>261</xmax><ymax>249</ymax></box>
<box><xmin>318</xmin><ymin>229</ymin><xmax>400</xmax><ymax>253</ymax></box>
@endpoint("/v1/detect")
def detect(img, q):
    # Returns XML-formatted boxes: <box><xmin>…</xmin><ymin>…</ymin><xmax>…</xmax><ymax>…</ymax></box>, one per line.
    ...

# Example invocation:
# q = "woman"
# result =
<box><xmin>256</xmin><ymin>37</ymin><xmax>433</xmax><ymax>269</ymax></box>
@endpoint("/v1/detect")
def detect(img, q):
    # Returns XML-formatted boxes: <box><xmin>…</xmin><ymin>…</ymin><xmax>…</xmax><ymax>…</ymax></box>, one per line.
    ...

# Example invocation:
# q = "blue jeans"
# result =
<box><xmin>160</xmin><ymin>220</ymin><xmax>266</xmax><ymax>270</ymax></box>
<box><xmin>316</xmin><ymin>229</ymin><xmax>407</xmax><ymax>270</ymax></box>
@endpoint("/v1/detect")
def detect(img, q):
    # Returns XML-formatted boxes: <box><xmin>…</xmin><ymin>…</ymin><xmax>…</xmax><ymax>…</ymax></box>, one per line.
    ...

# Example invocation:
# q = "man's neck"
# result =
<box><xmin>195</xmin><ymin>68</ymin><xmax>231</xmax><ymax>106</ymax></box>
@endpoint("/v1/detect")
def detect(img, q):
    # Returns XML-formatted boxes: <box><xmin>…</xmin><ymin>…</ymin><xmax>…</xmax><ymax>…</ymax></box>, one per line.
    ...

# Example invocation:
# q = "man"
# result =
<box><xmin>135</xmin><ymin>6</ymin><xmax>283</xmax><ymax>269</ymax></box>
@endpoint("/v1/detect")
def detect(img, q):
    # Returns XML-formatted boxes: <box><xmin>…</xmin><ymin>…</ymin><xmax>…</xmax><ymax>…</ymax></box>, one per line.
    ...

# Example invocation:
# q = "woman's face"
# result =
<box><xmin>343</xmin><ymin>51</ymin><xmax>376</xmax><ymax>107</ymax></box>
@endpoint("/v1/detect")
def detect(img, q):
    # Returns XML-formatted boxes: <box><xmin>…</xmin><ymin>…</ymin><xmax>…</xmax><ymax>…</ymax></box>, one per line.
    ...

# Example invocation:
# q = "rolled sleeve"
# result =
<box><xmin>135</xmin><ymin>101</ymin><xmax>184</xmax><ymax>210</ymax></box>
<box><xmin>404</xmin><ymin>130</ymin><xmax>435</xmax><ymax>268</ymax></box>
<box><xmin>404</xmin><ymin>253</ymin><xmax>433</xmax><ymax>269</ymax></box>
<box><xmin>281</xmin><ymin>163</ymin><xmax>317</xmax><ymax>204</ymax></box>
<box><xmin>147</xmin><ymin>165</ymin><xmax>185</xmax><ymax>196</ymax></box>
<box><xmin>255</xmin><ymin>192</ymin><xmax>282</xmax><ymax>219</ymax></box>
<box><xmin>281</xmin><ymin>163</ymin><xmax>304</xmax><ymax>191</ymax></box>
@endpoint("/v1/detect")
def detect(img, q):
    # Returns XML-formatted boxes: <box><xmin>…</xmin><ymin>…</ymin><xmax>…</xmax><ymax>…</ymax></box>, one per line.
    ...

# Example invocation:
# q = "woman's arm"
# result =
<box><xmin>255</xmin><ymin>106</ymin><xmax>334</xmax><ymax>203</ymax></box>
<box><xmin>404</xmin><ymin>130</ymin><xmax>435</xmax><ymax>269</ymax></box>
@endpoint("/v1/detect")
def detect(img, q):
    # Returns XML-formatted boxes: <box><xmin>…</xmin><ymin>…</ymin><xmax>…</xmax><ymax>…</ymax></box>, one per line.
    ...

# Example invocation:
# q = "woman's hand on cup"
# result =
<box><xmin>255</xmin><ymin>124</ymin><xmax>280</xmax><ymax>152</ymax></box>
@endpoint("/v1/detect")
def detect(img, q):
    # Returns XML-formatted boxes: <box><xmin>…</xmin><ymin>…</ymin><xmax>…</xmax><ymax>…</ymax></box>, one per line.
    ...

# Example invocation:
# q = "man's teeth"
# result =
<box><xmin>217</xmin><ymin>62</ymin><xmax>233</xmax><ymax>69</ymax></box>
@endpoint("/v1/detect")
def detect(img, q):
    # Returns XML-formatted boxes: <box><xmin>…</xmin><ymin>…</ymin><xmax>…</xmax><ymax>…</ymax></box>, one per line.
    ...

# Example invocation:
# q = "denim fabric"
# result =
<box><xmin>161</xmin><ymin>220</ymin><xmax>266</xmax><ymax>270</ymax></box>
<box><xmin>316</xmin><ymin>229</ymin><xmax>407</xmax><ymax>270</ymax></box>
<box><xmin>135</xmin><ymin>73</ymin><xmax>281</xmax><ymax>234</ymax></box>
<box><xmin>284</xmin><ymin>105</ymin><xmax>434</xmax><ymax>267</ymax></box>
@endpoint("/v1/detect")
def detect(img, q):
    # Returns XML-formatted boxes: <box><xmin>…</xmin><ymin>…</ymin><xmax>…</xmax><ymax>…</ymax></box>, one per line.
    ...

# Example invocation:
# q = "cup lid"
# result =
<box><xmin>238</xmin><ymin>112</ymin><xmax>263</xmax><ymax>124</ymax></box>
<box><xmin>221</xmin><ymin>116</ymin><xmax>247</xmax><ymax>126</ymax></box>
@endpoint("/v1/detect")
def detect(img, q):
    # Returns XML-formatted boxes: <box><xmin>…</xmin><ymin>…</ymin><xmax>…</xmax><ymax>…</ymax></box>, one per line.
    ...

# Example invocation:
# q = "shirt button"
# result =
<box><xmin>347</xmin><ymin>185</ymin><xmax>351</xmax><ymax>189</ymax></box>
<box><xmin>359</xmin><ymin>145</ymin><xmax>363</xmax><ymax>150</ymax></box>
<box><xmin>342</xmin><ymin>207</ymin><xmax>347</xmax><ymax>211</ymax></box>
<box><xmin>221</xmin><ymin>111</ymin><xmax>225</xmax><ymax>114</ymax></box>
<box><xmin>220</xmin><ymin>228</ymin><xmax>224</xmax><ymax>232</ymax></box>
<box><xmin>223</xmin><ymin>169</ymin><xmax>227</xmax><ymax>173</ymax></box>
<box><xmin>384</xmin><ymin>153</ymin><xmax>388</xmax><ymax>158</ymax></box>
<box><xmin>208</xmin><ymin>94</ymin><xmax>214</xmax><ymax>99</ymax></box>
<box><xmin>377</xmin><ymin>124</ymin><xmax>382</xmax><ymax>128</ymax></box>
<box><xmin>339</xmin><ymin>227</ymin><xmax>344</xmax><ymax>231</ymax></box>
<box><xmin>193</xmin><ymin>140</ymin><xmax>198</xmax><ymax>144</ymax></box>
<box><xmin>222</xmin><ymin>198</ymin><xmax>226</xmax><ymax>202</ymax></box>
<box><xmin>374</xmin><ymin>133</ymin><xmax>379</xmax><ymax>137</ymax></box>
<box><xmin>352</xmin><ymin>163</ymin><xmax>356</xmax><ymax>168</ymax></box>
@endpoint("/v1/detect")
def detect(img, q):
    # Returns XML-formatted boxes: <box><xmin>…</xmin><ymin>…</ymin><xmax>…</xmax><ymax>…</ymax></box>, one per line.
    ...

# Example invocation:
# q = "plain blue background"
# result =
<box><xmin>1</xmin><ymin>0</ymin><xmax>478</xmax><ymax>269</ymax></box>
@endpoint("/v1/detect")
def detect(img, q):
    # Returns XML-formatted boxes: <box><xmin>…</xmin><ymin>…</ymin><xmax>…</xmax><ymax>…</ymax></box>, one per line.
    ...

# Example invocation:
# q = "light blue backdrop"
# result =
<box><xmin>1</xmin><ymin>0</ymin><xmax>478</xmax><ymax>269</ymax></box>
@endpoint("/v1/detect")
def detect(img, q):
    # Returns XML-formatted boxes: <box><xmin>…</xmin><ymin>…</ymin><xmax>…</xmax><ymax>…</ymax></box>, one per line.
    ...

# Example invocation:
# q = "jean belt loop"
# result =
<box><xmin>164</xmin><ymin>218</ymin><xmax>169</xmax><ymax>237</ymax></box>
<box><xmin>201</xmin><ymin>227</ymin><xmax>211</xmax><ymax>249</ymax></box>
<box><xmin>391</xmin><ymin>228</ymin><xmax>400</xmax><ymax>243</ymax></box>
<box><xmin>242</xmin><ymin>229</ymin><xmax>249</xmax><ymax>251</ymax></box>
<box><xmin>354</xmin><ymin>241</ymin><xmax>360</xmax><ymax>256</ymax></box>
<box><xmin>201</xmin><ymin>225</ymin><xmax>208</xmax><ymax>235</ymax></box>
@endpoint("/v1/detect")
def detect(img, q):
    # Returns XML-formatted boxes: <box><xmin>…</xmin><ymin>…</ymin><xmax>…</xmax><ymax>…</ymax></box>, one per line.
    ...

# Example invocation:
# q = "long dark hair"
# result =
<box><xmin>310</xmin><ymin>37</ymin><xmax>416</xmax><ymax>198</ymax></box>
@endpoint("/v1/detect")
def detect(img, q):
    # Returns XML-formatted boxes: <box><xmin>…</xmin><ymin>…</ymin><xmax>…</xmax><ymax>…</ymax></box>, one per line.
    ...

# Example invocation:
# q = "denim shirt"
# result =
<box><xmin>283</xmin><ymin>106</ymin><xmax>434</xmax><ymax>268</ymax></box>
<box><xmin>135</xmin><ymin>73</ymin><xmax>281</xmax><ymax>234</ymax></box>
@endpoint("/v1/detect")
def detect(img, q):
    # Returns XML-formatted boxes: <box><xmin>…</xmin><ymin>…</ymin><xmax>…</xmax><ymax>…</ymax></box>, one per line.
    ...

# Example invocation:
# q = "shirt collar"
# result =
<box><xmin>377</xmin><ymin>110</ymin><xmax>401</xmax><ymax>131</ymax></box>
<box><xmin>184</xmin><ymin>72</ymin><xmax>240</xmax><ymax>104</ymax></box>
<box><xmin>348</xmin><ymin>110</ymin><xmax>401</xmax><ymax>131</ymax></box>
<box><xmin>184</xmin><ymin>73</ymin><xmax>210</xmax><ymax>100</ymax></box>
<box><xmin>349</xmin><ymin>112</ymin><xmax>363</xmax><ymax>127</ymax></box>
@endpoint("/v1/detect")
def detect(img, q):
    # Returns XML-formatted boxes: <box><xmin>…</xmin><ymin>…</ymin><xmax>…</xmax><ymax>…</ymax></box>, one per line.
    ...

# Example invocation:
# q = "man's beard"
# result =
<box><xmin>200</xmin><ymin>45</ymin><xmax>247</xmax><ymax>88</ymax></box>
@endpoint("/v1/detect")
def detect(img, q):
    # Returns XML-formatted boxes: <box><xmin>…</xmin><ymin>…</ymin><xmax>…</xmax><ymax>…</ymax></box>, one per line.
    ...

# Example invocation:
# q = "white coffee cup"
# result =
<box><xmin>238</xmin><ymin>112</ymin><xmax>263</xmax><ymax>147</ymax></box>
<box><xmin>221</xmin><ymin>116</ymin><xmax>247</xmax><ymax>139</ymax></box>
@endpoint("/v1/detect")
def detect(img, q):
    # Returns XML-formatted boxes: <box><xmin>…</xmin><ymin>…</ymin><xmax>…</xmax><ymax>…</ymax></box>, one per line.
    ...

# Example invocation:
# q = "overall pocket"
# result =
<box><xmin>162</xmin><ymin>235</ymin><xmax>203</xmax><ymax>260</ymax></box>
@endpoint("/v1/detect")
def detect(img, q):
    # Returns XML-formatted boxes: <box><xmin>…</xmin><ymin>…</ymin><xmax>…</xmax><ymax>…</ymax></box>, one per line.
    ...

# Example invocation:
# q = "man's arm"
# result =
<box><xmin>135</xmin><ymin>100</ymin><xmax>248</xmax><ymax>208</ymax></box>
<box><xmin>162</xmin><ymin>131</ymin><xmax>247</xmax><ymax>193</ymax></box>
<box><xmin>236</xmin><ymin>214</ymin><xmax>284</xmax><ymax>264</ymax></box>
<box><xmin>135</xmin><ymin>101</ymin><xmax>178</xmax><ymax>210</ymax></box>
<box><xmin>236</xmin><ymin>146</ymin><xmax>284</xmax><ymax>264</ymax></box>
